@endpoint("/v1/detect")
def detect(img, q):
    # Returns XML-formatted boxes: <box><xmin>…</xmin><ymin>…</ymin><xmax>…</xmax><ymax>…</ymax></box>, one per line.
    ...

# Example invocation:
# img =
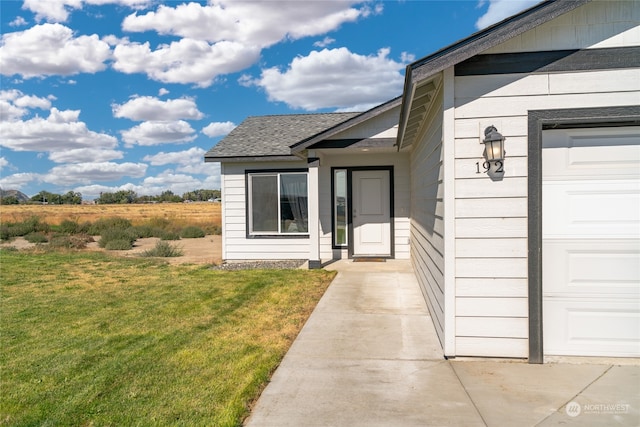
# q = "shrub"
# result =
<box><xmin>180</xmin><ymin>226</ymin><xmax>205</xmax><ymax>239</ymax></box>
<box><xmin>0</xmin><ymin>226</ymin><xmax>10</xmax><ymax>241</ymax></box>
<box><xmin>23</xmin><ymin>216</ymin><xmax>50</xmax><ymax>234</ymax></box>
<box><xmin>160</xmin><ymin>231</ymin><xmax>181</xmax><ymax>241</ymax></box>
<box><xmin>49</xmin><ymin>234</ymin><xmax>93</xmax><ymax>249</ymax></box>
<box><xmin>130</xmin><ymin>225</ymin><xmax>155</xmax><ymax>238</ymax></box>
<box><xmin>88</xmin><ymin>217</ymin><xmax>132</xmax><ymax>235</ymax></box>
<box><xmin>145</xmin><ymin>216</ymin><xmax>172</xmax><ymax>230</ymax></box>
<box><xmin>24</xmin><ymin>232</ymin><xmax>48</xmax><ymax>243</ymax></box>
<box><xmin>2</xmin><ymin>216</ymin><xmax>50</xmax><ymax>238</ymax></box>
<box><xmin>104</xmin><ymin>239</ymin><xmax>134</xmax><ymax>250</ymax></box>
<box><xmin>6</xmin><ymin>223</ymin><xmax>30</xmax><ymax>238</ymax></box>
<box><xmin>59</xmin><ymin>219</ymin><xmax>90</xmax><ymax>235</ymax></box>
<box><xmin>150</xmin><ymin>227</ymin><xmax>167</xmax><ymax>238</ymax></box>
<box><xmin>98</xmin><ymin>228</ymin><xmax>137</xmax><ymax>249</ymax></box>
<box><xmin>141</xmin><ymin>241</ymin><xmax>183</xmax><ymax>258</ymax></box>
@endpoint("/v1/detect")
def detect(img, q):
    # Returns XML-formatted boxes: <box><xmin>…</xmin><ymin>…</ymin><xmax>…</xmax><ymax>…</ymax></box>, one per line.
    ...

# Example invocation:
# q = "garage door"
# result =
<box><xmin>542</xmin><ymin>126</ymin><xmax>640</xmax><ymax>357</ymax></box>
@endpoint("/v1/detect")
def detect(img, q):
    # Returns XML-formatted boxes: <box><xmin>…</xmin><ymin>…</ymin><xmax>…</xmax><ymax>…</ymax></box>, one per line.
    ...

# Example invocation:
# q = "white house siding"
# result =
<box><xmin>329</xmin><ymin>106</ymin><xmax>400</xmax><ymax>140</ymax></box>
<box><xmin>316</xmin><ymin>151</ymin><xmax>411</xmax><ymax>261</ymax></box>
<box><xmin>484</xmin><ymin>0</ymin><xmax>640</xmax><ymax>53</ymax></box>
<box><xmin>220</xmin><ymin>161</ymin><xmax>311</xmax><ymax>261</ymax></box>
<box><xmin>409</xmin><ymin>85</ymin><xmax>447</xmax><ymax>346</ymax></box>
<box><xmin>451</xmin><ymin>5</ymin><xmax>640</xmax><ymax>357</ymax></box>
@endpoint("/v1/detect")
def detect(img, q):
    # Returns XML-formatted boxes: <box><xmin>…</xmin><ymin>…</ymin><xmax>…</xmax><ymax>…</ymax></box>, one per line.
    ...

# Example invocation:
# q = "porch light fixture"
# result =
<box><xmin>482</xmin><ymin>125</ymin><xmax>505</xmax><ymax>161</ymax></box>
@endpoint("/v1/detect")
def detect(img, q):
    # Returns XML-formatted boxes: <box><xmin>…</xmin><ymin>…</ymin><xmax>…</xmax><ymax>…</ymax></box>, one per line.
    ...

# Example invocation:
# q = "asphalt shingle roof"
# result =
<box><xmin>205</xmin><ymin>112</ymin><xmax>359</xmax><ymax>161</ymax></box>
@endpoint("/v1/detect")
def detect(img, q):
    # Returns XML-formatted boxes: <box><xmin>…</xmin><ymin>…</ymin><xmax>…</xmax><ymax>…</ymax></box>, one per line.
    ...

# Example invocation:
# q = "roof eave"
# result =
<box><xmin>291</xmin><ymin>97</ymin><xmax>402</xmax><ymax>154</ymax></box>
<box><xmin>395</xmin><ymin>0</ymin><xmax>591</xmax><ymax>148</ymax></box>
<box><xmin>204</xmin><ymin>155</ymin><xmax>302</xmax><ymax>163</ymax></box>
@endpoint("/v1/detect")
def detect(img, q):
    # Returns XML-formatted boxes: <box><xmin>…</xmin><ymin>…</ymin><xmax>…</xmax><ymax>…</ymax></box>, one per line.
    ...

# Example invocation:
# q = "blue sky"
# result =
<box><xmin>0</xmin><ymin>0</ymin><xmax>538</xmax><ymax>200</ymax></box>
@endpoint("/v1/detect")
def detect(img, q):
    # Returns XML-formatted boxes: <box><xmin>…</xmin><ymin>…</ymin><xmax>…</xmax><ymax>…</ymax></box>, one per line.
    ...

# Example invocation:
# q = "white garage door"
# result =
<box><xmin>542</xmin><ymin>127</ymin><xmax>640</xmax><ymax>357</ymax></box>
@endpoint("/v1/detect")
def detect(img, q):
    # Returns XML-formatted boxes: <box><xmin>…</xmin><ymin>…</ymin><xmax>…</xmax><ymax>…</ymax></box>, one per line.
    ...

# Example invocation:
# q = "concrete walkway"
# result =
<box><xmin>245</xmin><ymin>260</ymin><xmax>640</xmax><ymax>427</ymax></box>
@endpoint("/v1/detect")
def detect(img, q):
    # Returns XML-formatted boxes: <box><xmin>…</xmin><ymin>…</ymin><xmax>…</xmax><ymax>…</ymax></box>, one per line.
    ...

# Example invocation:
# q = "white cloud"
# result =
<box><xmin>177</xmin><ymin>160</ymin><xmax>219</xmax><ymax>176</ymax></box>
<box><xmin>72</xmin><ymin>183</ymin><xmax>119</xmax><ymax>197</ymax></box>
<box><xmin>200</xmin><ymin>170</ymin><xmax>221</xmax><ymax>190</ymax></box>
<box><xmin>23</xmin><ymin>0</ymin><xmax>150</xmax><ymax>23</ymax></box>
<box><xmin>101</xmin><ymin>34</ymin><xmax>127</xmax><ymax>46</ymax></box>
<box><xmin>14</xmin><ymin>94</ymin><xmax>53</xmax><ymax>110</ymax></box>
<box><xmin>121</xmin><ymin>120</ymin><xmax>196</xmax><ymax>146</ymax></box>
<box><xmin>122</xmin><ymin>1</ymin><xmax>366</xmax><ymax>46</ymax></box>
<box><xmin>143</xmin><ymin>147</ymin><xmax>205</xmax><ymax>166</ymax></box>
<box><xmin>135</xmin><ymin>170</ymin><xmax>221</xmax><ymax>196</ymax></box>
<box><xmin>112</xmin><ymin>96</ymin><xmax>204</xmax><ymax>121</ymax></box>
<box><xmin>202</xmin><ymin>121</ymin><xmax>236</xmax><ymax>138</ymax></box>
<box><xmin>22</xmin><ymin>0</ymin><xmax>83</xmax><ymax>23</ymax></box>
<box><xmin>93</xmin><ymin>171</ymin><xmax>209</xmax><ymax>197</ymax></box>
<box><xmin>0</xmin><ymin>101</ymin><xmax>25</xmax><ymax>122</ymax></box>
<box><xmin>0</xmin><ymin>90</ymin><xmax>52</xmax><ymax>121</ymax></box>
<box><xmin>0</xmin><ymin>24</ymin><xmax>111</xmax><ymax>78</ymax></box>
<box><xmin>0</xmin><ymin>107</ymin><xmax>118</xmax><ymax>152</ymax></box>
<box><xmin>143</xmin><ymin>147</ymin><xmax>218</xmax><ymax>175</ymax></box>
<box><xmin>112</xmin><ymin>38</ymin><xmax>259</xmax><ymax>87</ymax></box>
<box><xmin>113</xmin><ymin>1</ymin><xmax>373</xmax><ymax>86</ymax></box>
<box><xmin>48</xmin><ymin>148</ymin><xmax>124</xmax><ymax>163</ymax></box>
<box><xmin>314</xmin><ymin>37</ymin><xmax>336</xmax><ymax>48</ymax></box>
<box><xmin>45</xmin><ymin>161</ymin><xmax>147</xmax><ymax>185</ymax></box>
<box><xmin>10</xmin><ymin>16</ymin><xmax>28</xmax><ymax>27</ymax></box>
<box><xmin>158</xmin><ymin>88</ymin><xmax>169</xmax><ymax>96</ymax></box>
<box><xmin>475</xmin><ymin>0</ymin><xmax>541</xmax><ymax>29</ymax></box>
<box><xmin>141</xmin><ymin>171</ymin><xmax>202</xmax><ymax>188</ymax></box>
<box><xmin>0</xmin><ymin>157</ymin><xmax>9</xmax><ymax>171</ymax></box>
<box><xmin>73</xmin><ymin>166</ymin><xmax>222</xmax><ymax>198</ymax></box>
<box><xmin>253</xmin><ymin>47</ymin><xmax>406</xmax><ymax>111</ymax></box>
<box><xmin>0</xmin><ymin>173</ymin><xmax>42</xmax><ymax>193</ymax></box>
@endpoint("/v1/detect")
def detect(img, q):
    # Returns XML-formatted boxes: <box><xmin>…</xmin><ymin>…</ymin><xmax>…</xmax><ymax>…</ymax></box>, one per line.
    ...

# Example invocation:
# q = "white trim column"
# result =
<box><xmin>308</xmin><ymin>153</ymin><xmax>321</xmax><ymax>269</ymax></box>
<box><xmin>442</xmin><ymin>66</ymin><xmax>457</xmax><ymax>356</ymax></box>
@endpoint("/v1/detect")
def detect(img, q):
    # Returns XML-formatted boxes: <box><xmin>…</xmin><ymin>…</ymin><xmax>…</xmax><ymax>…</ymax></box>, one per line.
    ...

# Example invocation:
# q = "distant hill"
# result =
<box><xmin>0</xmin><ymin>189</ymin><xmax>30</xmax><ymax>202</ymax></box>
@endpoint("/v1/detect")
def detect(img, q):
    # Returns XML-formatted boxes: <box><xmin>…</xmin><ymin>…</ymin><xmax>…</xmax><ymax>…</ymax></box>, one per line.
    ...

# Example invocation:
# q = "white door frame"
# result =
<box><xmin>347</xmin><ymin>166</ymin><xmax>394</xmax><ymax>259</ymax></box>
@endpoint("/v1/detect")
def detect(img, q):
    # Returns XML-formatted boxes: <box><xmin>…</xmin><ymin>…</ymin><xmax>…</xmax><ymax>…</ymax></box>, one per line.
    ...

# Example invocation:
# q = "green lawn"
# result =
<box><xmin>0</xmin><ymin>250</ymin><xmax>335</xmax><ymax>426</ymax></box>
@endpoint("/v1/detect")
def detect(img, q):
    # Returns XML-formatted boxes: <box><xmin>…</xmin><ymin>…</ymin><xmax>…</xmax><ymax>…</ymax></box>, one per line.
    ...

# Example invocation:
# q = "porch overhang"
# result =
<box><xmin>396</xmin><ymin>77</ymin><xmax>440</xmax><ymax>150</ymax></box>
<box><xmin>291</xmin><ymin>96</ymin><xmax>402</xmax><ymax>157</ymax></box>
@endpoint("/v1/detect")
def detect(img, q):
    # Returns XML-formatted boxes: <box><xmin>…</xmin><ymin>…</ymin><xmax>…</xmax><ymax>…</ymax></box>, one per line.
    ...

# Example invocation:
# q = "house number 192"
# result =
<box><xmin>475</xmin><ymin>160</ymin><xmax>504</xmax><ymax>174</ymax></box>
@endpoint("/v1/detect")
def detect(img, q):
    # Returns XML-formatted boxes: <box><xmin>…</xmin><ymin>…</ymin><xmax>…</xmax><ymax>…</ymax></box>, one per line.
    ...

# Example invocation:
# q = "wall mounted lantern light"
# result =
<box><xmin>482</xmin><ymin>125</ymin><xmax>505</xmax><ymax>161</ymax></box>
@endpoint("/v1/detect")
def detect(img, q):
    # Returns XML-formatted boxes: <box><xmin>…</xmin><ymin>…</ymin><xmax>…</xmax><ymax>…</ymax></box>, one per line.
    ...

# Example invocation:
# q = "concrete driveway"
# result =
<box><xmin>244</xmin><ymin>260</ymin><xmax>639</xmax><ymax>427</ymax></box>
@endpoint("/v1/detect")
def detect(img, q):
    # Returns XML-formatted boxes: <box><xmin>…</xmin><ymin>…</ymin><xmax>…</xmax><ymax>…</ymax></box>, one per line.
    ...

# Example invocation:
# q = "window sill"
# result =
<box><xmin>247</xmin><ymin>234</ymin><xmax>310</xmax><ymax>239</ymax></box>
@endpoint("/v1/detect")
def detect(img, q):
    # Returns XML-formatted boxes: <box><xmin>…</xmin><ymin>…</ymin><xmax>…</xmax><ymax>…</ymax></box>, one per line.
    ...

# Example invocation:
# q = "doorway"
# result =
<box><xmin>350</xmin><ymin>168</ymin><xmax>393</xmax><ymax>258</ymax></box>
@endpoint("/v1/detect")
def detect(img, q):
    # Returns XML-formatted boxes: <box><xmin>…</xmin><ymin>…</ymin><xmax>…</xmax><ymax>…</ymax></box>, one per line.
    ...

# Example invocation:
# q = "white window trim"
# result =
<box><xmin>333</xmin><ymin>168</ymin><xmax>348</xmax><ymax>247</ymax></box>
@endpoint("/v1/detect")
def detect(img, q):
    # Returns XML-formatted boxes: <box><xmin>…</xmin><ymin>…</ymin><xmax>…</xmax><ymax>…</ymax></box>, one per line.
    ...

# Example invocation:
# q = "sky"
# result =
<box><xmin>0</xmin><ymin>0</ymin><xmax>539</xmax><ymax>200</ymax></box>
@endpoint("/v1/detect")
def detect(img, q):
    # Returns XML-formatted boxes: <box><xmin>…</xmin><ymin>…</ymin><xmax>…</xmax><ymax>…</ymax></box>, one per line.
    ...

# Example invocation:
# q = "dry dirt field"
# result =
<box><xmin>0</xmin><ymin>202</ymin><xmax>221</xmax><ymax>227</ymax></box>
<box><xmin>1</xmin><ymin>203</ymin><xmax>223</xmax><ymax>265</ymax></box>
<box><xmin>2</xmin><ymin>235</ymin><xmax>222</xmax><ymax>266</ymax></box>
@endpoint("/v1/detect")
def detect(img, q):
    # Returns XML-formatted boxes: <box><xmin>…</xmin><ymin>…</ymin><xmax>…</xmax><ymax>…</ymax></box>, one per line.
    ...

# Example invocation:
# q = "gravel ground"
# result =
<box><xmin>210</xmin><ymin>260</ymin><xmax>307</xmax><ymax>270</ymax></box>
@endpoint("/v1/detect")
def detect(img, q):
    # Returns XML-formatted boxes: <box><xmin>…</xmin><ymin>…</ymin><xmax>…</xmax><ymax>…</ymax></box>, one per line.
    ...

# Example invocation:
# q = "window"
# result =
<box><xmin>248</xmin><ymin>171</ymin><xmax>308</xmax><ymax>235</ymax></box>
<box><xmin>333</xmin><ymin>169</ymin><xmax>348</xmax><ymax>246</ymax></box>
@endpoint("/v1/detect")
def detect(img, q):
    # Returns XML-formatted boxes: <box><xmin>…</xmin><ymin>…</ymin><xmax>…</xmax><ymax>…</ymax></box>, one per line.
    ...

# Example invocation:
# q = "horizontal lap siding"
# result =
<box><xmin>452</xmin><ymin>36</ymin><xmax>640</xmax><ymax>356</ymax></box>
<box><xmin>484</xmin><ymin>1</ymin><xmax>639</xmax><ymax>53</ymax></box>
<box><xmin>221</xmin><ymin>162</ymin><xmax>311</xmax><ymax>260</ymax></box>
<box><xmin>410</xmin><ymin>89</ymin><xmax>446</xmax><ymax>346</ymax></box>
